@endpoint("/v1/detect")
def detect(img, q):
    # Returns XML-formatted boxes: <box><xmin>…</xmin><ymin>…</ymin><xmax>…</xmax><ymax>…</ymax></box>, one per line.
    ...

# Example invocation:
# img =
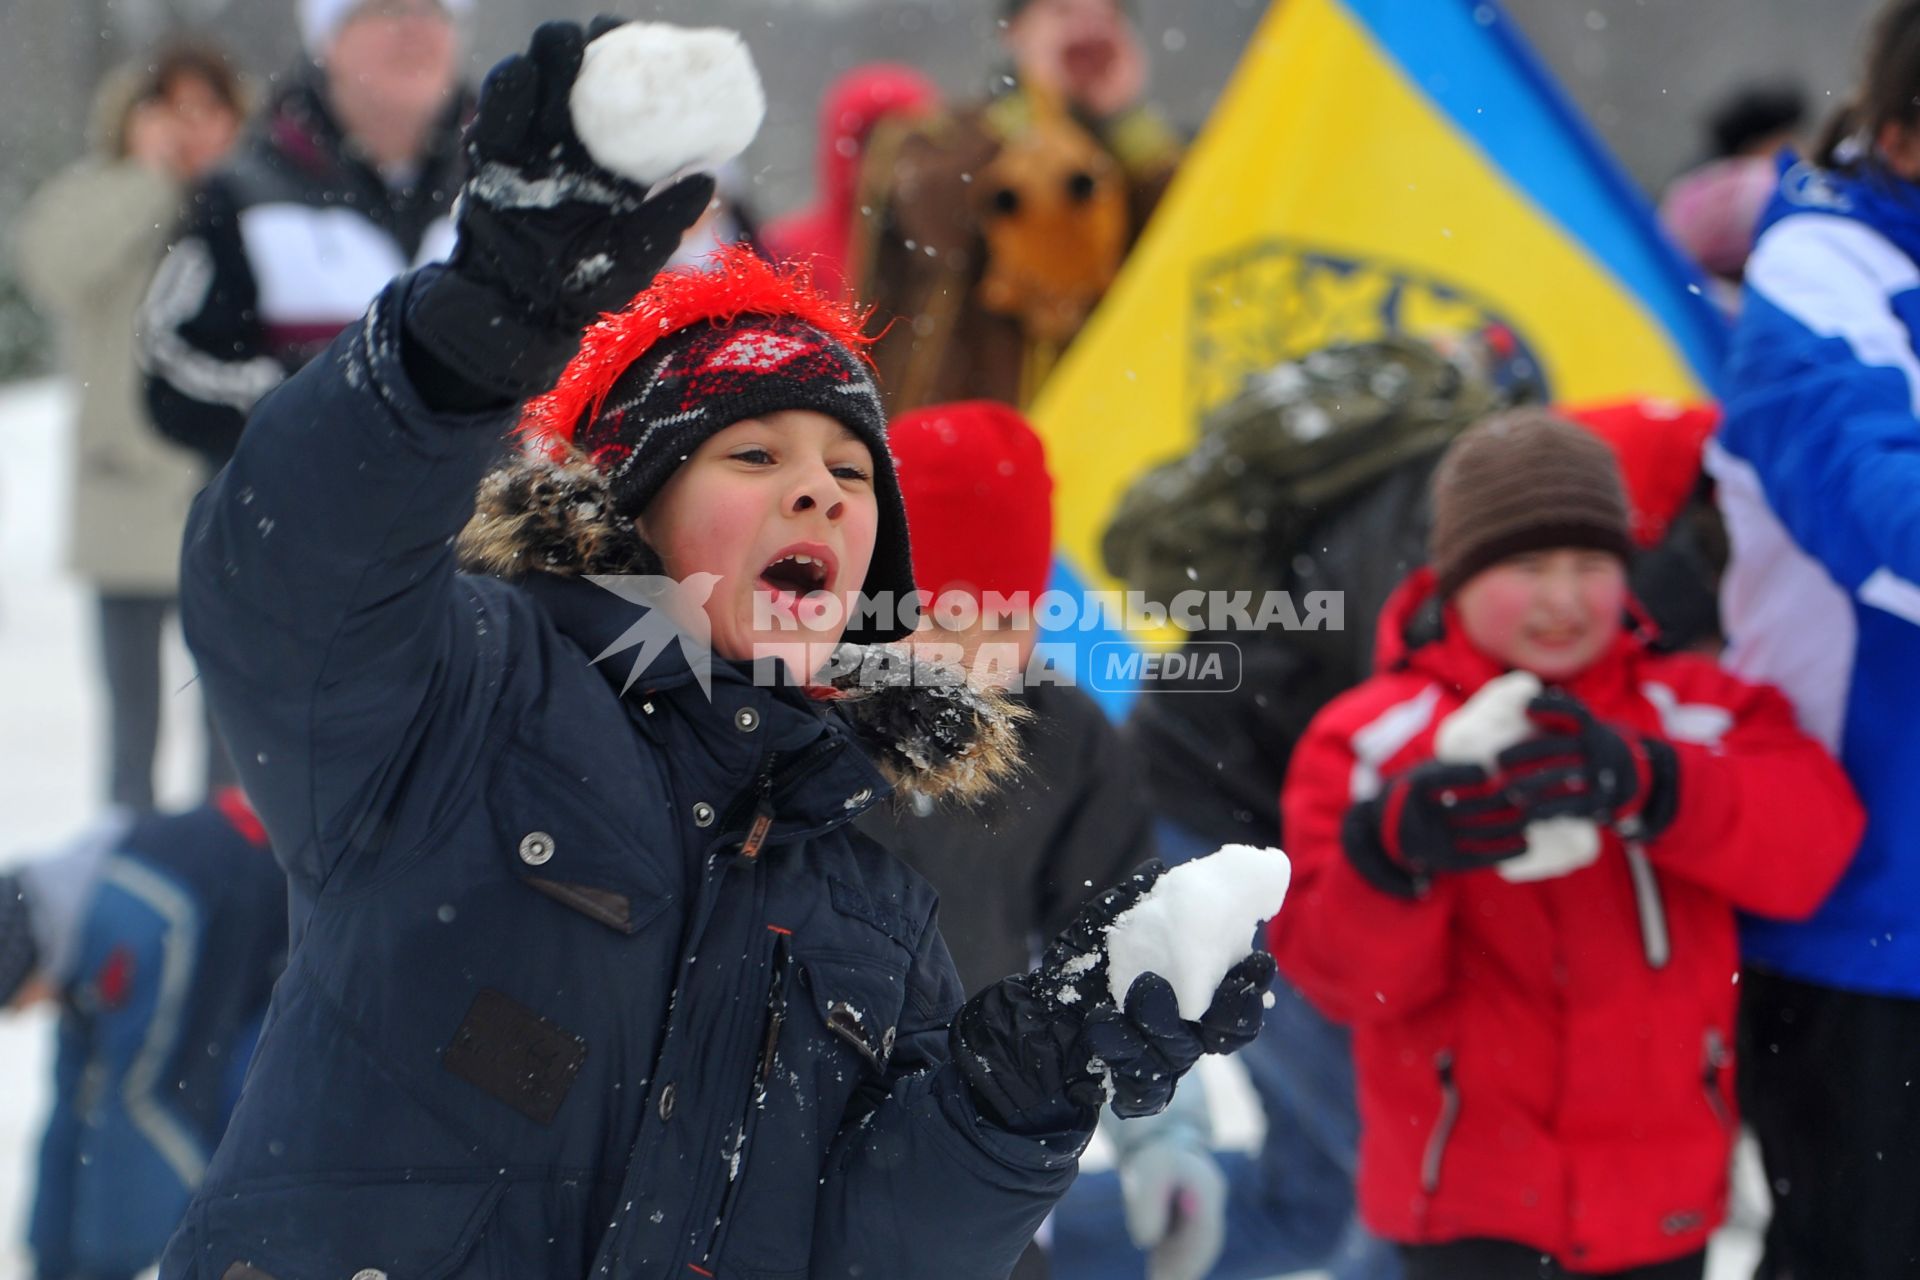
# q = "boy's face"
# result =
<box><xmin>1454</xmin><ymin>548</ymin><xmax>1627</xmax><ymax>681</ymax></box>
<box><xmin>639</xmin><ymin>410</ymin><xmax>878</xmax><ymax>678</ymax></box>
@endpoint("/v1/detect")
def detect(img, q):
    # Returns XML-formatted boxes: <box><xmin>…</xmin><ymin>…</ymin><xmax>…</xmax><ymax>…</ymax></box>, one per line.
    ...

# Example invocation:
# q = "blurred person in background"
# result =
<box><xmin>860</xmin><ymin>400</ymin><xmax>1228</xmax><ymax>1280</ymax></box>
<box><xmin>13</xmin><ymin>42</ymin><xmax>247</xmax><ymax>813</ymax></box>
<box><xmin>138</xmin><ymin>0</ymin><xmax>472</xmax><ymax>473</ymax></box>
<box><xmin>1659</xmin><ymin>82</ymin><xmax>1807</xmax><ymax>318</ymax></box>
<box><xmin>0</xmin><ymin>788</ymin><xmax>283</xmax><ymax>1280</ymax></box>
<box><xmin>763</xmin><ymin>63</ymin><xmax>941</xmax><ymax>292</ymax></box>
<box><xmin>1103</xmin><ymin>339</ymin><xmax>1498</xmax><ymax>1280</ymax></box>
<box><xmin>1708</xmin><ymin>1</ymin><xmax>1920</xmax><ymax>1274</ymax></box>
<box><xmin>1703</xmin><ymin>83</ymin><xmax>1808</xmax><ymax>162</ymax></box>
<box><xmin>1274</xmin><ymin>409</ymin><xmax>1860</xmax><ymax>1280</ymax></box>
<box><xmin>1102</xmin><ymin>340</ymin><xmax>1728</xmax><ymax>1280</ymax></box>
<box><xmin>853</xmin><ymin>0</ymin><xmax>1181</xmax><ymax>412</ymax></box>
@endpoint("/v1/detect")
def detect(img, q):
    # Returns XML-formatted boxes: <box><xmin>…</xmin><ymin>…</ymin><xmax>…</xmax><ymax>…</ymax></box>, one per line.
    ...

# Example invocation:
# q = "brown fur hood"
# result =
<box><xmin>457</xmin><ymin>450</ymin><xmax>1027</xmax><ymax>808</ymax></box>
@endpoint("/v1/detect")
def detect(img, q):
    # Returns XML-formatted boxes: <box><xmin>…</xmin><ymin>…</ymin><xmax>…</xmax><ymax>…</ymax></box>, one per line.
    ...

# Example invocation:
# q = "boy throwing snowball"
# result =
<box><xmin>159</xmin><ymin>19</ymin><xmax>1272</xmax><ymax>1279</ymax></box>
<box><xmin>1273</xmin><ymin>409</ymin><xmax>1860</xmax><ymax>1280</ymax></box>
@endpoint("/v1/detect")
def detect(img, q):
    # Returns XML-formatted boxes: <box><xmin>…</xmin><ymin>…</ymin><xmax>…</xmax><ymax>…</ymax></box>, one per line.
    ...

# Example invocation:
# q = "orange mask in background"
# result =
<box><xmin>971</xmin><ymin>86</ymin><xmax>1130</xmax><ymax>346</ymax></box>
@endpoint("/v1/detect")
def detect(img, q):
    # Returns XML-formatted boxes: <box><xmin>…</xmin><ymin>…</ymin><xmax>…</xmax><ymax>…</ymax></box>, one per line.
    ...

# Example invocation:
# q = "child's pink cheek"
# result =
<box><xmin>1583</xmin><ymin>579</ymin><xmax>1627</xmax><ymax>628</ymax></box>
<box><xmin>666</xmin><ymin>494</ymin><xmax>759</xmax><ymax>581</ymax></box>
<box><xmin>1462</xmin><ymin>582</ymin><xmax>1533</xmax><ymax>653</ymax></box>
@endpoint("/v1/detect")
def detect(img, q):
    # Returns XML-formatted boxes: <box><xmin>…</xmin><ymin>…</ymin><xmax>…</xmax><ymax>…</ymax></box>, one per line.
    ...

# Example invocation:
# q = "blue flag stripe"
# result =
<box><xmin>1342</xmin><ymin>0</ymin><xmax>1727</xmax><ymax>390</ymax></box>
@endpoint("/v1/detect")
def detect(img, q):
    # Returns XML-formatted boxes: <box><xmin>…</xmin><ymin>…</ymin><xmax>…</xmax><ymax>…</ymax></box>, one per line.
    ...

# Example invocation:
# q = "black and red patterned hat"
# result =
<box><xmin>523</xmin><ymin>246</ymin><xmax>915</xmax><ymax>637</ymax></box>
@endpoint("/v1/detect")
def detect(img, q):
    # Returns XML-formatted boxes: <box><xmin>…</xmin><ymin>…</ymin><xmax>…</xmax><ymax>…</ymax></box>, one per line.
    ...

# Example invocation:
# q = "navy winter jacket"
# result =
<box><xmin>161</xmin><ymin>271</ymin><xmax>1088</xmax><ymax>1280</ymax></box>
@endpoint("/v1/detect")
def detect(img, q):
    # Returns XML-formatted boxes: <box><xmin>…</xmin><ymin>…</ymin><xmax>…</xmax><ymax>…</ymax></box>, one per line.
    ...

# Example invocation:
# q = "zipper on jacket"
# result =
<box><xmin>721</xmin><ymin>737</ymin><xmax>848</xmax><ymax>861</ymax></box>
<box><xmin>757</xmin><ymin>934</ymin><xmax>791</xmax><ymax>1096</ymax></box>
<box><xmin>739</xmin><ymin>770</ymin><xmax>776</xmax><ymax>861</ymax></box>
<box><xmin>1701</xmin><ymin>1026</ymin><xmax>1733</xmax><ymax>1131</ymax></box>
<box><xmin>1420</xmin><ymin>1049</ymin><xmax>1460</xmax><ymax>1195</ymax></box>
<box><xmin>699</xmin><ymin>931</ymin><xmax>791</xmax><ymax>1267</ymax></box>
<box><xmin>1624</xmin><ymin>841</ymin><xmax>1671</xmax><ymax>970</ymax></box>
<box><xmin>716</xmin><ymin>755</ymin><xmax>778</xmax><ymax>860</ymax></box>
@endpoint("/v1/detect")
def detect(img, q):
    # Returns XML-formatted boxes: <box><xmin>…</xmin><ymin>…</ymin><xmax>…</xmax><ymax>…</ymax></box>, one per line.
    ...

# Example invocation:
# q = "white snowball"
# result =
<box><xmin>569</xmin><ymin>23</ymin><xmax>766</xmax><ymax>189</ymax></box>
<box><xmin>1106</xmin><ymin>844</ymin><xmax>1292</xmax><ymax>1020</ymax></box>
<box><xmin>1489</xmin><ymin>816</ymin><xmax>1600</xmax><ymax>883</ymax></box>
<box><xmin>1433</xmin><ymin>671</ymin><xmax>1600</xmax><ymax>883</ymax></box>
<box><xmin>1433</xmin><ymin>670</ymin><xmax>1541</xmax><ymax>767</ymax></box>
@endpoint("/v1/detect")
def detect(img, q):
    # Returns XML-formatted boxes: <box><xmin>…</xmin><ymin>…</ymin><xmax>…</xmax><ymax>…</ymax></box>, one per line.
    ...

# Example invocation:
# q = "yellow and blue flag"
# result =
<box><xmin>1031</xmin><ymin>0</ymin><xmax>1725</xmax><ymax>712</ymax></box>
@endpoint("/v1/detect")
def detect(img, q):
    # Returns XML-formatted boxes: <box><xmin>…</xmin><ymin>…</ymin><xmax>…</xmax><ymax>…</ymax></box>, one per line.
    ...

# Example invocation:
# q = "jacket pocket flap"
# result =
<box><xmin>796</xmin><ymin>953</ymin><xmax>909</xmax><ymax>1077</ymax></box>
<box><xmin>200</xmin><ymin>1177</ymin><xmax>505</xmax><ymax>1280</ymax></box>
<box><xmin>492</xmin><ymin>748</ymin><xmax>673</xmax><ymax>935</ymax></box>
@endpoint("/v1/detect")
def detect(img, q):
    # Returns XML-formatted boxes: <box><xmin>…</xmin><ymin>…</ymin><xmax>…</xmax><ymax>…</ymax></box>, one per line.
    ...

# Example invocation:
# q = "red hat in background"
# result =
<box><xmin>1558</xmin><ymin>399</ymin><xmax>1721</xmax><ymax>550</ymax></box>
<box><xmin>889</xmin><ymin>400</ymin><xmax>1055</xmax><ymax>606</ymax></box>
<box><xmin>761</xmin><ymin>64</ymin><xmax>941</xmax><ymax>289</ymax></box>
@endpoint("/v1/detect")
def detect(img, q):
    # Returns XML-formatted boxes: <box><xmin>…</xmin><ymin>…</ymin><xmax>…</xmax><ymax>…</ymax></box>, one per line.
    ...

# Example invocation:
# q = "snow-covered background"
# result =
<box><xmin>0</xmin><ymin>378</ymin><xmax>84</xmax><ymax>1278</ymax></box>
<box><xmin>0</xmin><ymin>377</ymin><xmax>1760</xmax><ymax>1277</ymax></box>
<box><xmin>0</xmin><ymin>378</ymin><xmax>218</xmax><ymax>1278</ymax></box>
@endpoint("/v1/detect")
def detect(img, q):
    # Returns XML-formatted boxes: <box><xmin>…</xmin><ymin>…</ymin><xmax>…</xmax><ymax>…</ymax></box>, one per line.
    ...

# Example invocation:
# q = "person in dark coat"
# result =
<box><xmin>858</xmin><ymin>400</ymin><xmax>1229</xmax><ymax>1280</ymax></box>
<box><xmin>1</xmin><ymin>789</ymin><xmax>283</xmax><ymax>1280</ymax></box>
<box><xmin>160</xmin><ymin>21</ymin><xmax>1274</xmax><ymax>1279</ymax></box>
<box><xmin>138</xmin><ymin>0</ymin><xmax>473</xmax><ymax>472</ymax></box>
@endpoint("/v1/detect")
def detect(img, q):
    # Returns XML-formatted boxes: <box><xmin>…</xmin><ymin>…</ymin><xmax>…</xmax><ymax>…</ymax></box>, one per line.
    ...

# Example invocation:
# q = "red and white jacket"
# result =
<box><xmin>1270</xmin><ymin>568</ymin><xmax>1861</xmax><ymax>1272</ymax></box>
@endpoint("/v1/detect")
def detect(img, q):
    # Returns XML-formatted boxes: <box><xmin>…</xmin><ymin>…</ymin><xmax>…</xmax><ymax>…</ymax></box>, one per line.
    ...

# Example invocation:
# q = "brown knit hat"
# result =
<box><xmin>1429</xmin><ymin>408</ymin><xmax>1634</xmax><ymax>597</ymax></box>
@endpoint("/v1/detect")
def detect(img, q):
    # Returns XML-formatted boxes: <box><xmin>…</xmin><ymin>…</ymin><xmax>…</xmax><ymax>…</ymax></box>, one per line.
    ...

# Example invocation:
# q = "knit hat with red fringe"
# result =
<box><xmin>521</xmin><ymin>245</ymin><xmax>916</xmax><ymax>623</ymax></box>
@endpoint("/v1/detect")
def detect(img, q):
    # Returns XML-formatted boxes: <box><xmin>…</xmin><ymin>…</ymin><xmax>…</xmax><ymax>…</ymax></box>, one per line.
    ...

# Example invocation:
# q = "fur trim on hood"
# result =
<box><xmin>458</xmin><ymin>449</ymin><xmax>1026</xmax><ymax>806</ymax></box>
<box><xmin>816</xmin><ymin>645</ymin><xmax>1030</xmax><ymax>808</ymax></box>
<box><xmin>458</xmin><ymin>450</ymin><xmax>661</xmax><ymax>579</ymax></box>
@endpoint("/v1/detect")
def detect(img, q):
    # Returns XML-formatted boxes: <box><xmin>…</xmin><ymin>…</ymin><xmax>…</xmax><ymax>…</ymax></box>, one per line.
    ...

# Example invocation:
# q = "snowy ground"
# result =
<box><xmin>0</xmin><ymin>377</ymin><xmax>1760</xmax><ymax>1278</ymax></box>
<box><xmin>1</xmin><ymin>377</ymin><xmax>94</xmax><ymax>1280</ymax></box>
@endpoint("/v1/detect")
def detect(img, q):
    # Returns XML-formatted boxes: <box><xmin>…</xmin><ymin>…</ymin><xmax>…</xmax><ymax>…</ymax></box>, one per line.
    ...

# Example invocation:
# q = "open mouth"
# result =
<box><xmin>759</xmin><ymin>547</ymin><xmax>835</xmax><ymax>600</ymax></box>
<box><xmin>1529</xmin><ymin>628</ymin><xmax>1585</xmax><ymax>648</ymax></box>
<box><xmin>1062</xmin><ymin>37</ymin><xmax>1116</xmax><ymax>79</ymax></box>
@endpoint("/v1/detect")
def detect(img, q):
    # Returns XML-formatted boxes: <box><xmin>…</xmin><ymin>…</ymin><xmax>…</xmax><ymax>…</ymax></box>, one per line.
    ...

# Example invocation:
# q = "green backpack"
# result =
<box><xmin>1101</xmin><ymin>336</ymin><xmax>1505</xmax><ymax>610</ymax></box>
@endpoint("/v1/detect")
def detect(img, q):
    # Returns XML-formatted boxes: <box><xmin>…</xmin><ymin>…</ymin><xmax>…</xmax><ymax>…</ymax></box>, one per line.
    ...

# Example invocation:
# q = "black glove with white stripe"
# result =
<box><xmin>406</xmin><ymin>18</ymin><xmax>715</xmax><ymax>406</ymax></box>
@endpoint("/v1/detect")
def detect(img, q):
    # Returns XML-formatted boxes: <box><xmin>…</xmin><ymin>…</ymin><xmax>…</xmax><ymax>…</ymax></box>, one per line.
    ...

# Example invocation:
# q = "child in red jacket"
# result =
<box><xmin>1271</xmin><ymin>409</ymin><xmax>1861</xmax><ymax>1280</ymax></box>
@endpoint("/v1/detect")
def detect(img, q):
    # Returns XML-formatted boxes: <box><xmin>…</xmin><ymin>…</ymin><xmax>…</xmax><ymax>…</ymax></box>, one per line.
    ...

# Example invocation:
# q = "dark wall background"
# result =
<box><xmin>0</xmin><ymin>0</ymin><xmax>1880</xmax><ymax>377</ymax></box>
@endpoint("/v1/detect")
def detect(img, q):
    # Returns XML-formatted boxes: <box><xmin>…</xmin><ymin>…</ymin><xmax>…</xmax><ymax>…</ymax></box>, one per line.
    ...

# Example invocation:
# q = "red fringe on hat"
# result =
<box><xmin>520</xmin><ymin>244</ymin><xmax>878</xmax><ymax>449</ymax></box>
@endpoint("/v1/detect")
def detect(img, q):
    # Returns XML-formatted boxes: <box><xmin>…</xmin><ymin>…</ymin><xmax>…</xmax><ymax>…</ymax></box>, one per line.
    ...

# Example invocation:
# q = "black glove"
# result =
<box><xmin>1496</xmin><ymin>689</ymin><xmax>1678</xmax><ymax>839</ymax></box>
<box><xmin>1341</xmin><ymin>759</ymin><xmax>1529</xmax><ymax>898</ymax></box>
<box><xmin>951</xmin><ymin>861</ymin><xmax>1278</xmax><ymax>1132</ymax></box>
<box><xmin>406</xmin><ymin>18</ymin><xmax>717</xmax><ymax>403</ymax></box>
<box><xmin>1081</xmin><ymin>953</ymin><xmax>1276</xmax><ymax>1118</ymax></box>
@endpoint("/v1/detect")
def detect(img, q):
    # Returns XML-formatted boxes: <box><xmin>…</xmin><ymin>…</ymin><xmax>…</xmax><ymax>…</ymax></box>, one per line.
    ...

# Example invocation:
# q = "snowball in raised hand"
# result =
<box><xmin>570</xmin><ymin>23</ymin><xmax>766</xmax><ymax>189</ymax></box>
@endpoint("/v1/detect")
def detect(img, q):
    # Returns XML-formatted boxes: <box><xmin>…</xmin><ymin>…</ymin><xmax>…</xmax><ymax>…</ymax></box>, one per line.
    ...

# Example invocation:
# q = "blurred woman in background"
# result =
<box><xmin>13</xmin><ymin>41</ymin><xmax>247</xmax><ymax>812</ymax></box>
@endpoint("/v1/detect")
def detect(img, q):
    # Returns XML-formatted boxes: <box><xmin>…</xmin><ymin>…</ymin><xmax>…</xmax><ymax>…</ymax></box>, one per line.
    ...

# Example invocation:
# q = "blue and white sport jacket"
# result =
<box><xmin>1711</xmin><ymin>155</ymin><xmax>1920</xmax><ymax>997</ymax></box>
<box><xmin>22</xmin><ymin>795</ymin><xmax>283</xmax><ymax>1277</ymax></box>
